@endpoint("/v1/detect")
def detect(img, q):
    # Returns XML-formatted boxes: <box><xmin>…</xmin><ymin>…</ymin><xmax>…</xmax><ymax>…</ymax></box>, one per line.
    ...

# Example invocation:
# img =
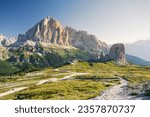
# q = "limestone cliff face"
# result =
<box><xmin>12</xmin><ymin>17</ymin><xmax>109</xmax><ymax>58</ymax></box>
<box><xmin>109</xmin><ymin>43</ymin><xmax>126</xmax><ymax>64</ymax></box>
<box><xmin>0</xmin><ymin>17</ymin><xmax>112</xmax><ymax>62</ymax></box>
<box><xmin>25</xmin><ymin>16</ymin><xmax>70</xmax><ymax>46</ymax></box>
<box><xmin>65</xmin><ymin>26</ymin><xmax>109</xmax><ymax>54</ymax></box>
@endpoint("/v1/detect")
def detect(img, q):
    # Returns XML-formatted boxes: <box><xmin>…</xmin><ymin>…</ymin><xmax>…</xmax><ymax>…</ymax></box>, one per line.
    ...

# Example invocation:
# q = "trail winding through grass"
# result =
<box><xmin>0</xmin><ymin>72</ymin><xmax>87</xmax><ymax>98</ymax></box>
<box><xmin>0</xmin><ymin>87</ymin><xmax>28</xmax><ymax>97</ymax></box>
<box><xmin>93</xmin><ymin>77</ymin><xmax>134</xmax><ymax>100</ymax></box>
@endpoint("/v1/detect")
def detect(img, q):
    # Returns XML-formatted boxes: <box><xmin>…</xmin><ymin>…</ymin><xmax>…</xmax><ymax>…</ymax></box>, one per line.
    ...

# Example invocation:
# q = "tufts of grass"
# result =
<box><xmin>0</xmin><ymin>61</ymin><xmax>150</xmax><ymax>100</ymax></box>
<box><xmin>0</xmin><ymin>80</ymin><xmax>109</xmax><ymax>100</ymax></box>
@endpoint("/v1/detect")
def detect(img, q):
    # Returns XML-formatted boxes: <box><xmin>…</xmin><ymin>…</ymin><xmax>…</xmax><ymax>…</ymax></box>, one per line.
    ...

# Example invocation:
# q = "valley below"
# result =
<box><xmin>0</xmin><ymin>61</ymin><xmax>150</xmax><ymax>100</ymax></box>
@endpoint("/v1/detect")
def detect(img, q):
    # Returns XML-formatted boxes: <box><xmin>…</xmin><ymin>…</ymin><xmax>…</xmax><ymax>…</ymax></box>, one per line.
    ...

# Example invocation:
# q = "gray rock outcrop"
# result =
<box><xmin>10</xmin><ymin>17</ymin><xmax>109</xmax><ymax>56</ymax></box>
<box><xmin>25</xmin><ymin>16</ymin><xmax>70</xmax><ymax>46</ymax></box>
<box><xmin>65</xmin><ymin>26</ymin><xmax>109</xmax><ymax>54</ymax></box>
<box><xmin>0</xmin><ymin>34</ymin><xmax>6</xmax><ymax>45</ymax></box>
<box><xmin>109</xmin><ymin>43</ymin><xmax>126</xmax><ymax>64</ymax></box>
<box><xmin>0</xmin><ymin>17</ymin><xmax>113</xmax><ymax>62</ymax></box>
<box><xmin>1</xmin><ymin>37</ymin><xmax>17</xmax><ymax>47</ymax></box>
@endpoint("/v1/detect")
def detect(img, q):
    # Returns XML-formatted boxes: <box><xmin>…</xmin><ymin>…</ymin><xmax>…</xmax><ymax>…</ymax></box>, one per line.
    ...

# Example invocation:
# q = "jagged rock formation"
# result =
<box><xmin>109</xmin><ymin>43</ymin><xmax>126</xmax><ymax>64</ymax></box>
<box><xmin>6</xmin><ymin>17</ymin><xmax>109</xmax><ymax>62</ymax></box>
<box><xmin>65</xmin><ymin>26</ymin><xmax>109</xmax><ymax>54</ymax></box>
<box><xmin>0</xmin><ymin>34</ymin><xmax>8</xmax><ymax>59</ymax></box>
<box><xmin>2</xmin><ymin>17</ymin><xmax>109</xmax><ymax>55</ymax></box>
<box><xmin>0</xmin><ymin>16</ymin><xmax>127</xmax><ymax>68</ymax></box>
<box><xmin>0</xmin><ymin>34</ymin><xmax>6</xmax><ymax>45</ymax></box>
<box><xmin>0</xmin><ymin>34</ymin><xmax>17</xmax><ymax>47</ymax></box>
<box><xmin>1</xmin><ymin>37</ymin><xmax>17</xmax><ymax>47</ymax></box>
<box><xmin>15</xmin><ymin>16</ymin><xmax>70</xmax><ymax>46</ymax></box>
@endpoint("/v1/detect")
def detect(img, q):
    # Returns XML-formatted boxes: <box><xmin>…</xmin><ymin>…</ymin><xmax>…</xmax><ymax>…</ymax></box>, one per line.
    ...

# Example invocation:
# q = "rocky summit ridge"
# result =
<box><xmin>65</xmin><ymin>26</ymin><xmax>109</xmax><ymax>54</ymax></box>
<box><xmin>25</xmin><ymin>16</ymin><xmax>70</xmax><ymax>46</ymax></box>
<box><xmin>0</xmin><ymin>16</ymin><xmax>126</xmax><ymax>65</ymax></box>
<box><xmin>10</xmin><ymin>17</ymin><xmax>69</xmax><ymax>47</ymax></box>
<box><xmin>8</xmin><ymin>17</ymin><xmax>109</xmax><ymax>53</ymax></box>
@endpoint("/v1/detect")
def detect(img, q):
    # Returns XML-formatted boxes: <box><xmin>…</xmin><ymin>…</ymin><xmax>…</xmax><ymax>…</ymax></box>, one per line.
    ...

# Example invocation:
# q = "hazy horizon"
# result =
<box><xmin>1</xmin><ymin>0</ymin><xmax>150</xmax><ymax>44</ymax></box>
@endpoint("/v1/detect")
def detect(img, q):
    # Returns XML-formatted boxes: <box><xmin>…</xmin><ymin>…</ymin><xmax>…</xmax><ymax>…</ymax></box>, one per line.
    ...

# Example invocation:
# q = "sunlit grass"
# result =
<box><xmin>0</xmin><ymin>79</ymin><xmax>117</xmax><ymax>100</ymax></box>
<box><xmin>0</xmin><ymin>61</ymin><xmax>150</xmax><ymax>100</ymax></box>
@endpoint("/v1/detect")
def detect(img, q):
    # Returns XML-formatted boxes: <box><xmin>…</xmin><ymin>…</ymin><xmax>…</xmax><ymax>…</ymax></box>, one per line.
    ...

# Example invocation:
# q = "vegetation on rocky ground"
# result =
<box><xmin>0</xmin><ymin>61</ymin><xmax>150</xmax><ymax>100</ymax></box>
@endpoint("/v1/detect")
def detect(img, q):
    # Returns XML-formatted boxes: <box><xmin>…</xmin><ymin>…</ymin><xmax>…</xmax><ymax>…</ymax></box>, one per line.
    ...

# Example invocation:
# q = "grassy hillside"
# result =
<box><xmin>8</xmin><ymin>44</ymin><xmax>93</xmax><ymax>70</ymax></box>
<box><xmin>59</xmin><ymin>62</ymin><xmax>150</xmax><ymax>84</ymax></box>
<box><xmin>4</xmin><ymin>80</ymin><xmax>108</xmax><ymax>100</ymax></box>
<box><xmin>0</xmin><ymin>61</ymin><xmax>149</xmax><ymax>100</ymax></box>
<box><xmin>43</xmin><ymin>46</ymin><xmax>93</xmax><ymax>67</ymax></box>
<box><xmin>0</xmin><ymin>44</ymin><xmax>95</xmax><ymax>75</ymax></box>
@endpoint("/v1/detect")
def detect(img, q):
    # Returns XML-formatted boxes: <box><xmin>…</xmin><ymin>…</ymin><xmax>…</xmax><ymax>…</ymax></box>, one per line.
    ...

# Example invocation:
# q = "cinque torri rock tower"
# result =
<box><xmin>109</xmin><ymin>43</ymin><xmax>127</xmax><ymax>64</ymax></box>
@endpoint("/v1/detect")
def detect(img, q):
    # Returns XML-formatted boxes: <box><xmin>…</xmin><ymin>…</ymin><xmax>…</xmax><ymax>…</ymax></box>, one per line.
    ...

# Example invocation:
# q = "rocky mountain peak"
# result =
<box><xmin>2</xmin><ymin>37</ymin><xmax>17</xmax><ymax>47</ymax></box>
<box><xmin>6</xmin><ymin>17</ymin><xmax>109</xmax><ymax>56</ymax></box>
<box><xmin>1</xmin><ymin>17</ymin><xmax>112</xmax><ymax>62</ymax></box>
<box><xmin>0</xmin><ymin>34</ymin><xmax>6</xmax><ymax>41</ymax></box>
<box><xmin>24</xmin><ymin>16</ymin><xmax>69</xmax><ymax>46</ymax></box>
<box><xmin>0</xmin><ymin>34</ymin><xmax>7</xmax><ymax>46</ymax></box>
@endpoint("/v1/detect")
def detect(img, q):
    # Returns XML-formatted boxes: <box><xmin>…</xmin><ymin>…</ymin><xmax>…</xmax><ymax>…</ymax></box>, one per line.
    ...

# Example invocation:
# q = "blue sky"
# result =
<box><xmin>0</xmin><ymin>0</ymin><xmax>150</xmax><ymax>44</ymax></box>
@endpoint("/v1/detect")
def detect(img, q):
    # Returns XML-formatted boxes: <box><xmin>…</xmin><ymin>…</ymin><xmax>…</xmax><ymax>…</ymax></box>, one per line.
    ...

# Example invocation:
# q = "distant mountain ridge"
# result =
<box><xmin>126</xmin><ymin>54</ymin><xmax>150</xmax><ymax>66</ymax></box>
<box><xmin>125</xmin><ymin>39</ymin><xmax>150</xmax><ymax>61</ymax></box>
